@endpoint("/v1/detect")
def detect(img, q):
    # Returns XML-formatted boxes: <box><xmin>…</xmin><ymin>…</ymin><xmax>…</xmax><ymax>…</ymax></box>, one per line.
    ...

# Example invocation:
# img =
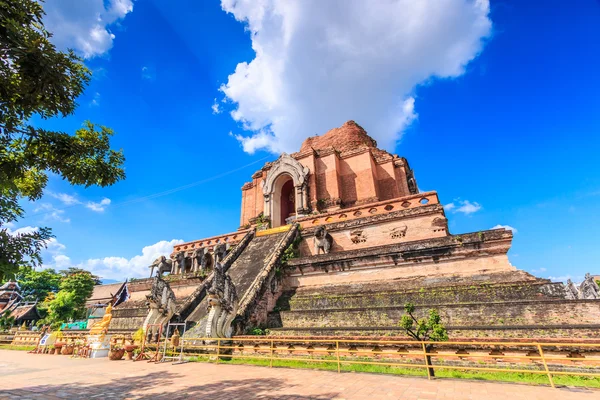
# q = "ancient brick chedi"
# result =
<box><xmin>109</xmin><ymin>121</ymin><xmax>599</xmax><ymax>340</ymax></box>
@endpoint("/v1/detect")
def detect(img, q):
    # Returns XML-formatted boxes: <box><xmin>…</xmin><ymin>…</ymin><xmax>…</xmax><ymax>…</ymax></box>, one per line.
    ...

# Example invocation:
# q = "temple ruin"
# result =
<box><xmin>109</xmin><ymin>121</ymin><xmax>600</xmax><ymax>340</ymax></box>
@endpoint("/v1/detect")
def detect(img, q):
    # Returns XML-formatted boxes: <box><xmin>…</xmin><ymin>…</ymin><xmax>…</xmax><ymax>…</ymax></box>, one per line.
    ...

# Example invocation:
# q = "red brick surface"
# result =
<box><xmin>0</xmin><ymin>350</ymin><xmax>597</xmax><ymax>399</ymax></box>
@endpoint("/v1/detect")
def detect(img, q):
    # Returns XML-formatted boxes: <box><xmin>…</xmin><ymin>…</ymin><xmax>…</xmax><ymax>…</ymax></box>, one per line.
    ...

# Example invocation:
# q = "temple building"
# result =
<box><xmin>0</xmin><ymin>281</ymin><xmax>40</xmax><ymax>328</ymax></box>
<box><xmin>109</xmin><ymin>121</ymin><xmax>600</xmax><ymax>340</ymax></box>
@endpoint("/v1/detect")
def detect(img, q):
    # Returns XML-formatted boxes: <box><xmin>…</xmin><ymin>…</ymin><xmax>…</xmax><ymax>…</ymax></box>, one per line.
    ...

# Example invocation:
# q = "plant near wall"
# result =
<box><xmin>316</xmin><ymin>199</ymin><xmax>327</xmax><ymax>212</ymax></box>
<box><xmin>255</xmin><ymin>213</ymin><xmax>271</xmax><ymax>230</ymax></box>
<box><xmin>399</xmin><ymin>302</ymin><xmax>448</xmax><ymax>378</ymax></box>
<box><xmin>0</xmin><ymin>314</ymin><xmax>15</xmax><ymax>331</ymax></box>
<box><xmin>248</xmin><ymin>327</ymin><xmax>269</xmax><ymax>335</ymax></box>
<box><xmin>277</xmin><ymin>232</ymin><xmax>302</xmax><ymax>277</ymax></box>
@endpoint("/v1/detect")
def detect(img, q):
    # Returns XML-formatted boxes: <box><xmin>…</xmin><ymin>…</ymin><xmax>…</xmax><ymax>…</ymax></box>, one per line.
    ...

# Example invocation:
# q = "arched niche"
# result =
<box><xmin>263</xmin><ymin>153</ymin><xmax>310</xmax><ymax>227</ymax></box>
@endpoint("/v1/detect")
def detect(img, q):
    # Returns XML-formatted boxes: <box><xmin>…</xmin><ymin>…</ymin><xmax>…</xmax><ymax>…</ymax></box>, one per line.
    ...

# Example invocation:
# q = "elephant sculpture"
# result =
<box><xmin>191</xmin><ymin>247</ymin><xmax>213</xmax><ymax>275</ymax></box>
<box><xmin>172</xmin><ymin>251</ymin><xmax>186</xmax><ymax>276</ymax></box>
<box><xmin>313</xmin><ymin>225</ymin><xmax>333</xmax><ymax>254</ymax></box>
<box><xmin>213</xmin><ymin>243</ymin><xmax>229</xmax><ymax>263</ymax></box>
<box><xmin>148</xmin><ymin>256</ymin><xmax>173</xmax><ymax>277</ymax></box>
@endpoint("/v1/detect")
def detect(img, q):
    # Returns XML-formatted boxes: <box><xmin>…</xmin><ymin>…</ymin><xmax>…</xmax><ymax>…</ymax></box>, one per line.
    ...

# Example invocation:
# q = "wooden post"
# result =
<box><xmin>422</xmin><ymin>342</ymin><xmax>432</xmax><ymax>380</ymax></box>
<box><xmin>537</xmin><ymin>344</ymin><xmax>555</xmax><ymax>388</ymax></box>
<box><xmin>336</xmin><ymin>341</ymin><xmax>341</xmax><ymax>373</ymax></box>
<box><xmin>270</xmin><ymin>339</ymin><xmax>274</xmax><ymax>368</ymax></box>
<box><xmin>216</xmin><ymin>339</ymin><xmax>220</xmax><ymax>364</ymax></box>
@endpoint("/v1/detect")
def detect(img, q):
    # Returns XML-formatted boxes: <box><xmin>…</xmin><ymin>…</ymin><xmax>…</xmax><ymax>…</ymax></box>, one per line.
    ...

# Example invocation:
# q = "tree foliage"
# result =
<box><xmin>44</xmin><ymin>290</ymin><xmax>76</xmax><ymax>328</ymax></box>
<box><xmin>59</xmin><ymin>267</ymin><xmax>101</xmax><ymax>285</ymax></box>
<box><xmin>0</xmin><ymin>0</ymin><xmax>125</xmax><ymax>280</ymax></box>
<box><xmin>58</xmin><ymin>270</ymin><xmax>95</xmax><ymax>319</ymax></box>
<box><xmin>399</xmin><ymin>302</ymin><xmax>448</xmax><ymax>378</ymax></box>
<box><xmin>16</xmin><ymin>267</ymin><xmax>61</xmax><ymax>302</ymax></box>
<box><xmin>399</xmin><ymin>303</ymin><xmax>448</xmax><ymax>342</ymax></box>
<box><xmin>0</xmin><ymin>314</ymin><xmax>15</xmax><ymax>331</ymax></box>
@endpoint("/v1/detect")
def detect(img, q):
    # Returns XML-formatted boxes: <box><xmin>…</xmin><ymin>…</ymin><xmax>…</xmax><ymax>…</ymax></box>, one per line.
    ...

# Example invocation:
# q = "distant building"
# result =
<box><xmin>85</xmin><ymin>282</ymin><xmax>128</xmax><ymax>329</ymax></box>
<box><xmin>0</xmin><ymin>281</ymin><xmax>22</xmax><ymax>314</ymax></box>
<box><xmin>0</xmin><ymin>281</ymin><xmax>40</xmax><ymax>328</ymax></box>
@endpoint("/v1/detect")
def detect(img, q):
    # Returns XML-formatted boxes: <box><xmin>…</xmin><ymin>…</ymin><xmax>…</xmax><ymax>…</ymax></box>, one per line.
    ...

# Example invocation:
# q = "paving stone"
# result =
<box><xmin>0</xmin><ymin>349</ymin><xmax>598</xmax><ymax>399</ymax></box>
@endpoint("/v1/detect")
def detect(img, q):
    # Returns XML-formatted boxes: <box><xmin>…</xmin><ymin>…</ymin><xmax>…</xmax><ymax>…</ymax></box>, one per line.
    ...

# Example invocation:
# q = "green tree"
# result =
<box><xmin>399</xmin><ymin>303</ymin><xmax>448</xmax><ymax>378</ymax></box>
<box><xmin>0</xmin><ymin>0</ymin><xmax>125</xmax><ymax>280</ymax></box>
<box><xmin>59</xmin><ymin>267</ymin><xmax>101</xmax><ymax>285</ymax></box>
<box><xmin>59</xmin><ymin>271</ymin><xmax>95</xmax><ymax>319</ymax></box>
<box><xmin>44</xmin><ymin>290</ymin><xmax>76</xmax><ymax>329</ymax></box>
<box><xmin>0</xmin><ymin>314</ymin><xmax>15</xmax><ymax>331</ymax></box>
<box><xmin>16</xmin><ymin>267</ymin><xmax>61</xmax><ymax>302</ymax></box>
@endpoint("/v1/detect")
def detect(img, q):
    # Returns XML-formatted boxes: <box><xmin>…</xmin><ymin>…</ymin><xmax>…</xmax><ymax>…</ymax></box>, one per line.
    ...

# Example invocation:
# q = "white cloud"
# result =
<box><xmin>443</xmin><ymin>203</ymin><xmax>456</xmax><ymax>211</ymax></box>
<box><xmin>141</xmin><ymin>66</ymin><xmax>156</xmax><ymax>81</ymax></box>
<box><xmin>548</xmin><ymin>275</ymin><xmax>583</xmax><ymax>284</ymax></box>
<box><xmin>85</xmin><ymin>198</ymin><xmax>111</xmax><ymax>212</ymax></box>
<box><xmin>45</xmin><ymin>238</ymin><xmax>67</xmax><ymax>254</ymax></box>
<box><xmin>43</xmin><ymin>239</ymin><xmax>185</xmax><ymax>281</ymax></box>
<box><xmin>34</xmin><ymin>203</ymin><xmax>71</xmax><ymax>223</ymax></box>
<box><xmin>90</xmin><ymin>92</ymin><xmax>101</xmax><ymax>107</ymax></box>
<box><xmin>445</xmin><ymin>200</ymin><xmax>482</xmax><ymax>215</ymax></box>
<box><xmin>5</xmin><ymin>226</ymin><xmax>39</xmax><ymax>236</ymax></box>
<box><xmin>42</xmin><ymin>0</ymin><xmax>134</xmax><ymax>58</ymax></box>
<box><xmin>212</xmin><ymin>98</ymin><xmax>222</xmax><ymax>114</ymax></box>
<box><xmin>48</xmin><ymin>192</ymin><xmax>80</xmax><ymax>206</ymax></box>
<box><xmin>219</xmin><ymin>0</ymin><xmax>492</xmax><ymax>154</ymax></box>
<box><xmin>492</xmin><ymin>224</ymin><xmax>517</xmax><ymax>233</ymax></box>
<box><xmin>531</xmin><ymin>267</ymin><xmax>546</xmax><ymax>274</ymax></box>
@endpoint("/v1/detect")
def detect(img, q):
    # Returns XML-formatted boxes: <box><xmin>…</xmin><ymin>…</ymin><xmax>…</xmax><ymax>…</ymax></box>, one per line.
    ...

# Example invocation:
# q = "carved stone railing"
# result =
<box><xmin>236</xmin><ymin>224</ymin><xmax>300</xmax><ymax>323</ymax></box>
<box><xmin>175</xmin><ymin>229</ymin><xmax>256</xmax><ymax>323</ymax></box>
<box><xmin>173</xmin><ymin>229</ymin><xmax>251</xmax><ymax>255</ymax></box>
<box><xmin>296</xmin><ymin>191</ymin><xmax>440</xmax><ymax>230</ymax></box>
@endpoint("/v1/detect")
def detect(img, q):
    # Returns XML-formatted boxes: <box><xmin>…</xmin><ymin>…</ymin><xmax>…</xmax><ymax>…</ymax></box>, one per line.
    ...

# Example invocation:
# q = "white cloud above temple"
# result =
<box><xmin>219</xmin><ymin>0</ymin><xmax>492</xmax><ymax>153</ymax></box>
<box><xmin>41</xmin><ymin>238</ymin><xmax>184</xmax><ymax>281</ymax></box>
<box><xmin>492</xmin><ymin>224</ymin><xmax>517</xmax><ymax>233</ymax></box>
<box><xmin>444</xmin><ymin>200</ymin><xmax>482</xmax><ymax>215</ymax></box>
<box><xmin>42</xmin><ymin>0</ymin><xmax>134</xmax><ymax>58</ymax></box>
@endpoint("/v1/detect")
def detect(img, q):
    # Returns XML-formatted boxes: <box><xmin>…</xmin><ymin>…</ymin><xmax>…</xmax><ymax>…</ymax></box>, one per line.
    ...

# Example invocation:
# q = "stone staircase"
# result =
<box><xmin>184</xmin><ymin>225</ymin><xmax>300</xmax><ymax>337</ymax></box>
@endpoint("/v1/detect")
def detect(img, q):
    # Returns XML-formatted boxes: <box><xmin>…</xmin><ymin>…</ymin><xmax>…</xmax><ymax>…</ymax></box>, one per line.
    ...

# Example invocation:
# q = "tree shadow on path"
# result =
<box><xmin>9</xmin><ymin>370</ymin><xmax>339</xmax><ymax>399</ymax></box>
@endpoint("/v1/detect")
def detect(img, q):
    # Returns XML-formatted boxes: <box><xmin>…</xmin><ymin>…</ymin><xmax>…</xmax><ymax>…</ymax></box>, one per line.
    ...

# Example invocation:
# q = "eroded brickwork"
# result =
<box><xmin>239</xmin><ymin>121</ymin><xmax>418</xmax><ymax>227</ymax></box>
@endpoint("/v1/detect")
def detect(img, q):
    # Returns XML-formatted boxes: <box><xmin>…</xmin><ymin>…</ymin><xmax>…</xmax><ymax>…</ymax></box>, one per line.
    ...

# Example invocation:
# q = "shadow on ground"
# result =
<box><xmin>9</xmin><ymin>370</ymin><xmax>338</xmax><ymax>399</ymax></box>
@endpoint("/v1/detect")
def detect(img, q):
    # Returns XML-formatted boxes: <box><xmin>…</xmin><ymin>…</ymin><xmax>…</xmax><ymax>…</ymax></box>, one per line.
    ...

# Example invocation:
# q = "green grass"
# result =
<box><xmin>0</xmin><ymin>344</ymin><xmax>36</xmax><ymax>351</ymax></box>
<box><xmin>186</xmin><ymin>354</ymin><xmax>600</xmax><ymax>389</ymax></box>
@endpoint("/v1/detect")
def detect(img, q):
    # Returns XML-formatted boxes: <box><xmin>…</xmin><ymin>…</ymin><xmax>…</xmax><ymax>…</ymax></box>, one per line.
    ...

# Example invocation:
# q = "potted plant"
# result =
<box><xmin>132</xmin><ymin>328</ymin><xmax>145</xmax><ymax>346</ymax></box>
<box><xmin>109</xmin><ymin>344</ymin><xmax>125</xmax><ymax>360</ymax></box>
<box><xmin>53</xmin><ymin>342</ymin><xmax>64</xmax><ymax>355</ymax></box>
<box><xmin>124</xmin><ymin>343</ymin><xmax>139</xmax><ymax>360</ymax></box>
<box><xmin>61</xmin><ymin>343</ymin><xmax>74</xmax><ymax>355</ymax></box>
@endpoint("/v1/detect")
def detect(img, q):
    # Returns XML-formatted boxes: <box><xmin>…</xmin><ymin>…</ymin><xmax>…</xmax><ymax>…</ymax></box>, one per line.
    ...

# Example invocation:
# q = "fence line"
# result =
<box><xmin>147</xmin><ymin>336</ymin><xmax>600</xmax><ymax>388</ymax></box>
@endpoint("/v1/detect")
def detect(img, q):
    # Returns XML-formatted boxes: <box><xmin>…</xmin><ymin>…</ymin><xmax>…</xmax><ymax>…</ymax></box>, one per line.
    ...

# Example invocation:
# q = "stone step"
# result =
<box><xmin>268</xmin><ymin>324</ymin><xmax>600</xmax><ymax>339</ymax></box>
<box><xmin>280</xmin><ymin>281</ymin><xmax>566</xmax><ymax>311</ymax></box>
<box><xmin>272</xmin><ymin>299</ymin><xmax>600</xmax><ymax>331</ymax></box>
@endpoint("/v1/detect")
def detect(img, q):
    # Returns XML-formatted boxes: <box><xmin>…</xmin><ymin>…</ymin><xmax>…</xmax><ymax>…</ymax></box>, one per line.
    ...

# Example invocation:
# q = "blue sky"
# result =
<box><xmin>11</xmin><ymin>0</ymin><xmax>600</xmax><ymax>282</ymax></box>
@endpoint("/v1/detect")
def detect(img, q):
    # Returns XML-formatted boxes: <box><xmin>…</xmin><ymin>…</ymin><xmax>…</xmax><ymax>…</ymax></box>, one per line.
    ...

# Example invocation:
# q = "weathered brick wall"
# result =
<box><xmin>277</xmin><ymin>300</ymin><xmax>600</xmax><ymax>330</ymax></box>
<box><xmin>298</xmin><ymin>212</ymin><xmax>447</xmax><ymax>256</ymax></box>
<box><xmin>268</xmin><ymin>326</ymin><xmax>600</xmax><ymax>339</ymax></box>
<box><xmin>284</xmin><ymin>282</ymin><xmax>567</xmax><ymax>311</ymax></box>
<box><xmin>287</xmin><ymin>229</ymin><xmax>515</xmax><ymax>287</ymax></box>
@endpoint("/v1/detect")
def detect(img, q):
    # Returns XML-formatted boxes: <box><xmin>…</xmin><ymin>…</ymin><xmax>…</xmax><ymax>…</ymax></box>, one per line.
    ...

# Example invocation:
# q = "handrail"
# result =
<box><xmin>174</xmin><ymin>336</ymin><xmax>600</xmax><ymax>389</ymax></box>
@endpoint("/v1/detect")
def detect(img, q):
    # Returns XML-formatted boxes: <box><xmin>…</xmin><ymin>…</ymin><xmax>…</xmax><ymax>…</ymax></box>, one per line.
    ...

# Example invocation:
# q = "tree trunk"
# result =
<box><xmin>425</xmin><ymin>343</ymin><xmax>435</xmax><ymax>378</ymax></box>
